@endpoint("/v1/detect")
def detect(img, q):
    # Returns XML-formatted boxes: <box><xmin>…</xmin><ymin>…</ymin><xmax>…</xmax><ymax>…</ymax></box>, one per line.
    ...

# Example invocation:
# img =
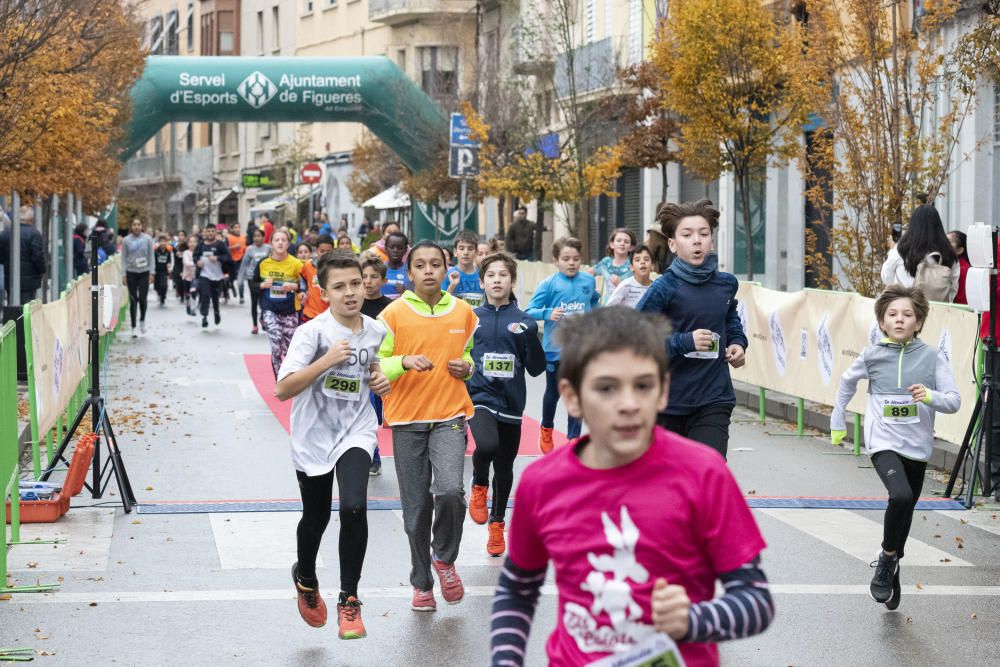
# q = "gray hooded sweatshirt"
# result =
<box><xmin>831</xmin><ymin>337</ymin><xmax>960</xmax><ymax>461</ymax></box>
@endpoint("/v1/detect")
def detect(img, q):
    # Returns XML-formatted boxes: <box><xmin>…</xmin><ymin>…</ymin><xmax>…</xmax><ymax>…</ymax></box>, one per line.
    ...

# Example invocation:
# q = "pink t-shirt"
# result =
<box><xmin>507</xmin><ymin>426</ymin><xmax>766</xmax><ymax>667</ymax></box>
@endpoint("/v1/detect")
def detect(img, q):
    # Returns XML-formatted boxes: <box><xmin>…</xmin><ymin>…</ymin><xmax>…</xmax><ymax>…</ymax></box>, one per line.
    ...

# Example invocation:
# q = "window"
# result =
<box><xmin>418</xmin><ymin>46</ymin><xmax>459</xmax><ymax>101</ymax></box>
<box><xmin>397</xmin><ymin>48</ymin><xmax>406</xmax><ymax>74</ymax></box>
<box><xmin>165</xmin><ymin>10</ymin><xmax>179</xmax><ymax>55</ymax></box>
<box><xmin>149</xmin><ymin>14</ymin><xmax>164</xmax><ymax>54</ymax></box>
<box><xmin>186</xmin><ymin>3</ymin><xmax>194</xmax><ymax>52</ymax></box>
<box><xmin>272</xmin><ymin>6</ymin><xmax>280</xmax><ymax>51</ymax></box>
<box><xmin>256</xmin><ymin>11</ymin><xmax>264</xmax><ymax>53</ymax></box>
<box><xmin>201</xmin><ymin>13</ymin><xmax>215</xmax><ymax>55</ymax></box>
<box><xmin>186</xmin><ymin>123</ymin><xmax>193</xmax><ymax>152</ymax></box>
<box><xmin>219</xmin><ymin>123</ymin><xmax>228</xmax><ymax>153</ymax></box>
<box><xmin>324</xmin><ymin>0</ymin><xmax>337</xmax><ymax>8</ymax></box>
<box><xmin>303</xmin><ymin>0</ymin><xmax>314</xmax><ymax>14</ymax></box>
<box><xmin>218</xmin><ymin>10</ymin><xmax>235</xmax><ymax>55</ymax></box>
<box><xmin>585</xmin><ymin>0</ymin><xmax>595</xmax><ymax>43</ymax></box>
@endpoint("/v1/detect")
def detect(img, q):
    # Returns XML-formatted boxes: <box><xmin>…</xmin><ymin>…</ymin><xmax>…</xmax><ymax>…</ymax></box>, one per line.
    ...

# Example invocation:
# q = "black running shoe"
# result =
<box><xmin>369</xmin><ymin>461</ymin><xmax>381</xmax><ymax>476</ymax></box>
<box><xmin>202</xmin><ymin>317</ymin><xmax>208</xmax><ymax>328</ymax></box>
<box><xmin>214</xmin><ymin>310</ymin><xmax>221</xmax><ymax>325</ymax></box>
<box><xmin>869</xmin><ymin>550</ymin><xmax>898</xmax><ymax>603</ymax></box>
<box><xmin>885</xmin><ymin>566</ymin><xmax>901</xmax><ymax>610</ymax></box>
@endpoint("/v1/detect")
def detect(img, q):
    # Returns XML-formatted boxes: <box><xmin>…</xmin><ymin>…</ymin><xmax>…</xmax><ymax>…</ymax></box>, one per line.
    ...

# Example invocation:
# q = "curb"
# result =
<box><xmin>732</xmin><ymin>380</ymin><xmax>975</xmax><ymax>477</ymax></box>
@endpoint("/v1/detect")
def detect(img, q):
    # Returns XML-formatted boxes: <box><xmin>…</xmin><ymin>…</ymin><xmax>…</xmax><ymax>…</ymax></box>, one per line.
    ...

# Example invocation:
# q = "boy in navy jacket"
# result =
<box><xmin>637</xmin><ymin>200</ymin><xmax>747</xmax><ymax>458</ymax></box>
<box><xmin>467</xmin><ymin>253</ymin><xmax>546</xmax><ymax>557</ymax></box>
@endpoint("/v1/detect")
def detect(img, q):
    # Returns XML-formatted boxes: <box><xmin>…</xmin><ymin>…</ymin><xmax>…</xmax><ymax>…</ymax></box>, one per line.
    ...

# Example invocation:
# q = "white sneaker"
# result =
<box><xmin>130</xmin><ymin>327</ymin><xmax>137</xmax><ymax>338</ymax></box>
<box><xmin>140</xmin><ymin>321</ymin><xmax>146</xmax><ymax>334</ymax></box>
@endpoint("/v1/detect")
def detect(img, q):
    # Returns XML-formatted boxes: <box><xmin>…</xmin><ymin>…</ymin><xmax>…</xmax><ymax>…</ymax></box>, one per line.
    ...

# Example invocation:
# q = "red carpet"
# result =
<box><xmin>244</xmin><ymin>354</ymin><xmax>567</xmax><ymax>456</ymax></box>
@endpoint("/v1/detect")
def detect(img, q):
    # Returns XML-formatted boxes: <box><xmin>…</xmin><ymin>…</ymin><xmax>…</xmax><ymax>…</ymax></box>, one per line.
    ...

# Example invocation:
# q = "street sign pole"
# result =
<box><xmin>459</xmin><ymin>180</ymin><xmax>467</xmax><ymax>232</ymax></box>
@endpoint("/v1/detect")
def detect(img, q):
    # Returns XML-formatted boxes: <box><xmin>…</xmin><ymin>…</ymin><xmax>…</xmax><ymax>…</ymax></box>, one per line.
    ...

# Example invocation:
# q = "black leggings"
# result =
<box><xmin>126</xmin><ymin>271</ymin><xmax>149</xmax><ymax>327</ymax></box>
<box><xmin>657</xmin><ymin>403</ymin><xmax>734</xmax><ymax>459</ymax></box>
<box><xmin>154</xmin><ymin>271</ymin><xmax>169</xmax><ymax>304</ymax></box>
<box><xmin>198</xmin><ymin>279</ymin><xmax>222</xmax><ymax>317</ymax></box>
<box><xmin>469</xmin><ymin>409</ymin><xmax>521</xmax><ymax>523</ymax></box>
<box><xmin>871</xmin><ymin>450</ymin><xmax>926</xmax><ymax>559</ymax></box>
<box><xmin>249</xmin><ymin>285</ymin><xmax>261</xmax><ymax>327</ymax></box>
<box><xmin>295</xmin><ymin>447</ymin><xmax>371</xmax><ymax>597</ymax></box>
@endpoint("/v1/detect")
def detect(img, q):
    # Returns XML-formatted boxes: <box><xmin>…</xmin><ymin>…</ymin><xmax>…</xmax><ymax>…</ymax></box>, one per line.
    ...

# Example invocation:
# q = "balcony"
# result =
<box><xmin>511</xmin><ymin>24</ymin><xmax>554</xmax><ymax>77</ymax></box>
<box><xmin>554</xmin><ymin>38</ymin><xmax>616</xmax><ymax>99</ymax></box>
<box><xmin>368</xmin><ymin>0</ymin><xmax>476</xmax><ymax>27</ymax></box>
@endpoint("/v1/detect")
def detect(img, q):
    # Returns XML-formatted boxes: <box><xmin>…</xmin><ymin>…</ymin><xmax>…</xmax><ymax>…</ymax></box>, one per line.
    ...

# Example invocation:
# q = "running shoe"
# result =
<box><xmin>240</xmin><ymin>297</ymin><xmax>245</xmax><ymax>305</ymax></box>
<box><xmin>130</xmin><ymin>327</ymin><xmax>137</xmax><ymax>338</ymax></box>
<box><xmin>411</xmin><ymin>587</ymin><xmax>436</xmax><ymax>612</ymax></box>
<box><xmin>432</xmin><ymin>559</ymin><xmax>464</xmax><ymax>604</ymax></box>
<box><xmin>487</xmin><ymin>521</ymin><xmax>506</xmax><ymax>557</ymax></box>
<box><xmin>214</xmin><ymin>310</ymin><xmax>221</xmax><ymax>325</ymax></box>
<box><xmin>291</xmin><ymin>563</ymin><xmax>327</xmax><ymax>628</ymax></box>
<box><xmin>469</xmin><ymin>484</ymin><xmax>488</xmax><ymax>525</ymax></box>
<box><xmin>202</xmin><ymin>317</ymin><xmax>208</xmax><ymax>328</ymax></box>
<box><xmin>369</xmin><ymin>461</ymin><xmax>381</xmax><ymax>476</ymax></box>
<box><xmin>869</xmin><ymin>550</ymin><xmax>898</xmax><ymax>603</ymax></box>
<box><xmin>538</xmin><ymin>427</ymin><xmax>554</xmax><ymax>454</ymax></box>
<box><xmin>140</xmin><ymin>321</ymin><xmax>146</xmax><ymax>335</ymax></box>
<box><xmin>251</xmin><ymin>326</ymin><xmax>259</xmax><ymax>335</ymax></box>
<box><xmin>885</xmin><ymin>566</ymin><xmax>901</xmax><ymax>610</ymax></box>
<box><xmin>337</xmin><ymin>594</ymin><xmax>367</xmax><ymax>639</ymax></box>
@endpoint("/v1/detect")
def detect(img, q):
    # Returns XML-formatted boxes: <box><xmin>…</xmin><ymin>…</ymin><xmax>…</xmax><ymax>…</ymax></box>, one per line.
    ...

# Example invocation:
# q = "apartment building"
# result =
<box><xmin>118</xmin><ymin>0</ymin><xmax>213</xmax><ymax>232</ymax></box>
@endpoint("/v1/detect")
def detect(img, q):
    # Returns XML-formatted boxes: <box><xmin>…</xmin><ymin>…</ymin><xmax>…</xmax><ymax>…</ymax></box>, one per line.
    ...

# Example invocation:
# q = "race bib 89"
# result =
<box><xmin>882</xmin><ymin>395</ymin><xmax>919</xmax><ymax>424</ymax></box>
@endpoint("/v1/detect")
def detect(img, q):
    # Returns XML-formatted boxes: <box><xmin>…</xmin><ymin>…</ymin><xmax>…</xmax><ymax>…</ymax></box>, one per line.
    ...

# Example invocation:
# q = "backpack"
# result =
<box><xmin>914</xmin><ymin>252</ymin><xmax>952</xmax><ymax>302</ymax></box>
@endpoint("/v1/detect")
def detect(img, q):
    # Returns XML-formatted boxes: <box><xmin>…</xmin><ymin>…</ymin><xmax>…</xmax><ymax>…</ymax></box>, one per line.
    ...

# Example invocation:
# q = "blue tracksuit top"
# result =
<box><xmin>525</xmin><ymin>271</ymin><xmax>600</xmax><ymax>362</ymax></box>
<box><xmin>466</xmin><ymin>301</ymin><xmax>547</xmax><ymax>423</ymax></box>
<box><xmin>636</xmin><ymin>269</ymin><xmax>748</xmax><ymax>415</ymax></box>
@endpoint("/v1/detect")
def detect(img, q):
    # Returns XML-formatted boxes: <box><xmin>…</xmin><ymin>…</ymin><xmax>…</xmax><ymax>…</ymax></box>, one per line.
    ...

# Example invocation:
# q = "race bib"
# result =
<box><xmin>483</xmin><ymin>353</ymin><xmax>515</xmax><ymax>379</ymax></box>
<box><xmin>135</xmin><ymin>256</ymin><xmax>148</xmax><ymax>269</ymax></box>
<box><xmin>882</xmin><ymin>395</ymin><xmax>920</xmax><ymax>424</ymax></box>
<box><xmin>459</xmin><ymin>293</ymin><xmax>485</xmax><ymax>308</ymax></box>
<box><xmin>322</xmin><ymin>368</ymin><xmax>363</xmax><ymax>401</ymax></box>
<box><xmin>684</xmin><ymin>332</ymin><xmax>720</xmax><ymax>360</ymax></box>
<box><xmin>588</xmin><ymin>633</ymin><xmax>686</xmax><ymax>667</ymax></box>
<box><xmin>157</xmin><ymin>255</ymin><xmax>168</xmax><ymax>264</ymax></box>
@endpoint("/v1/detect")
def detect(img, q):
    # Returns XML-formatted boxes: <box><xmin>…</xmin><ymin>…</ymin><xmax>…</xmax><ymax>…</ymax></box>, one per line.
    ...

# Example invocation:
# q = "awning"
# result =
<box><xmin>211</xmin><ymin>187</ymin><xmax>238</xmax><ymax>208</ymax></box>
<box><xmin>292</xmin><ymin>184</ymin><xmax>321</xmax><ymax>202</ymax></box>
<box><xmin>249</xmin><ymin>199</ymin><xmax>286</xmax><ymax>215</ymax></box>
<box><xmin>362</xmin><ymin>184</ymin><xmax>410</xmax><ymax>210</ymax></box>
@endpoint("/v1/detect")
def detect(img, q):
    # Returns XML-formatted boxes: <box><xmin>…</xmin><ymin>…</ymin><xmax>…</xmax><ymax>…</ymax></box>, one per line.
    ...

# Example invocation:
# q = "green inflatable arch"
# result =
<box><xmin>125</xmin><ymin>56</ymin><xmax>446</xmax><ymax>171</ymax></box>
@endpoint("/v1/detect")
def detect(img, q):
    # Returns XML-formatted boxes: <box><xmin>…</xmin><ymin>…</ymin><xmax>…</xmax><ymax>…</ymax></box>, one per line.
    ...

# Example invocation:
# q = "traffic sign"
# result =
<box><xmin>450</xmin><ymin>113</ymin><xmax>479</xmax><ymax>147</ymax></box>
<box><xmin>449</xmin><ymin>146</ymin><xmax>480</xmax><ymax>179</ymax></box>
<box><xmin>300</xmin><ymin>162</ymin><xmax>323</xmax><ymax>184</ymax></box>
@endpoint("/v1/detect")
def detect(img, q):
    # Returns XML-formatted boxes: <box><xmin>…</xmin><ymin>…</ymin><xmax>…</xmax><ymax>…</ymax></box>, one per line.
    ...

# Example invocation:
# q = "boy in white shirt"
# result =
<box><xmin>606</xmin><ymin>245</ymin><xmax>654</xmax><ymax>309</ymax></box>
<box><xmin>275</xmin><ymin>251</ymin><xmax>391</xmax><ymax>640</ymax></box>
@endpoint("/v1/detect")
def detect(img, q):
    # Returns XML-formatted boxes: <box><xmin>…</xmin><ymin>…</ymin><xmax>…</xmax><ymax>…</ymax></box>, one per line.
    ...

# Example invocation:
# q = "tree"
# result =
<box><xmin>801</xmin><ymin>0</ymin><xmax>983</xmax><ymax>296</ymax></box>
<box><xmin>346</xmin><ymin>131</ymin><xmax>402</xmax><ymax>206</ymax></box>
<box><xmin>613</xmin><ymin>60</ymin><xmax>680</xmax><ymax>202</ymax></box>
<box><xmin>652</xmin><ymin>0</ymin><xmax>823</xmax><ymax>280</ymax></box>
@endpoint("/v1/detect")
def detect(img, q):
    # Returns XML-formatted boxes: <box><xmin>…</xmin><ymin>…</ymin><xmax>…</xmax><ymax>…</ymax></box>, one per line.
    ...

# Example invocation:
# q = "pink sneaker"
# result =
<box><xmin>432</xmin><ymin>559</ymin><xmax>465</xmax><ymax>604</ymax></box>
<box><xmin>411</xmin><ymin>587</ymin><xmax>437</xmax><ymax>612</ymax></box>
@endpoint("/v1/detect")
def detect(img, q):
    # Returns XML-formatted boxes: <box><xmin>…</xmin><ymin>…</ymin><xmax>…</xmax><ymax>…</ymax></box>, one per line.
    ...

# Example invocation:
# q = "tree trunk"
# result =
<box><xmin>534</xmin><ymin>189</ymin><xmax>546</xmax><ymax>261</ymax></box>
<box><xmin>739</xmin><ymin>171</ymin><xmax>754</xmax><ymax>281</ymax></box>
<box><xmin>497</xmin><ymin>195</ymin><xmax>506</xmax><ymax>236</ymax></box>
<box><xmin>660</xmin><ymin>162</ymin><xmax>668</xmax><ymax>203</ymax></box>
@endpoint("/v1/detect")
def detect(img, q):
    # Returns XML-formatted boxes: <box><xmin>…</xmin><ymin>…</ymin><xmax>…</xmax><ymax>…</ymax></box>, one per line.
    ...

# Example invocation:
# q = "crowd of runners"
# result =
<box><xmin>101</xmin><ymin>198</ymin><xmax>985</xmax><ymax>666</ymax></box>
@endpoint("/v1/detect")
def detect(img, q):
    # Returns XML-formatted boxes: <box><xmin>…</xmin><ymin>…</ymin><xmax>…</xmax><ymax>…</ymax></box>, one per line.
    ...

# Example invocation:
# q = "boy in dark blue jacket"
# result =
<box><xmin>637</xmin><ymin>200</ymin><xmax>748</xmax><ymax>458</ymax></box>
<box><xmin>467</xmin><ymin>253</ymin><xmax>546</xmax><ymax>557</ymax></box>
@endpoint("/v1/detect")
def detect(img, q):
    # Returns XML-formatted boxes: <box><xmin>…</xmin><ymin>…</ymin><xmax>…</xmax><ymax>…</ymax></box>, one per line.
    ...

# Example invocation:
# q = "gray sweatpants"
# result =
<box><xmin>392</xmin><ymin>417</ymin><xmax>468</xmax><ymax>591</ymax></box>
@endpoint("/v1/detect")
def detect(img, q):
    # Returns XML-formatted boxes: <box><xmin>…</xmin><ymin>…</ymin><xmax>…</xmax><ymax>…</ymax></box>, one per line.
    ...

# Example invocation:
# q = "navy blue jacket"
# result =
<box><xmin>467</xmin><ymin>301</ymin><xmax>546</xmax><ymax>423</ymax></box>
<box><xmin>636</xmin><ymin>269</ymin><xmax>748</xmax><ymax>415</ymax></box>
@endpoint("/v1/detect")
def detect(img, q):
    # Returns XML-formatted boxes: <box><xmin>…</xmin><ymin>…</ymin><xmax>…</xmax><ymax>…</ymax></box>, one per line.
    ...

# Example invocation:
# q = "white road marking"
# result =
<box><xmin>8</xmin><ymin>509</ymin><xmax>115</xmax><ymax>572</ymax></box>
<box><xmin>759</xmin><ymin>508</ymin><xmax>972</xmax><ymax>567</ymax></box>
<box><xmin>166</xmin><ymin>377</ymin><xmax>259</xmax><ymax>399</ymax></box>
<box><xmin>936</xmin><ymin>508</ymin><xmax>1000</xmax><ymax>538</ymax></box>
<box><xmin>209</xmin><ymin>513</ymin><xmax>323</xmax><ymax>570</ymax></box>
<box><xmin>10</xmin><ymin>584</ymin><xmax>1000</xmax><ymax>605</ymax></box>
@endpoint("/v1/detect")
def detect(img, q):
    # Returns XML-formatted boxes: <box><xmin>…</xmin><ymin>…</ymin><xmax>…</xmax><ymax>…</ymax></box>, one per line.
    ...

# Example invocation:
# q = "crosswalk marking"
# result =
<box><xmin>209</xmin><ymin>513</ymin><xmax>324</xmax><ymax>570</ymax></box>
<box><xmin>936</xmin><ymin>508</ymin><xmax>1000</xmax><ymax>538</ymax></box>
<box><xmin>758</xmin><ymin>508</ymin><xmax>972</xmax><ymax>567</ymax></box>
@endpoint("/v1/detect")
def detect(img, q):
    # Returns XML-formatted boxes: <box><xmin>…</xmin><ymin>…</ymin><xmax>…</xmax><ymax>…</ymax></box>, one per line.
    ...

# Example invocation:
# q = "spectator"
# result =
<box><xmin>73</xmin><ymin>222</ymin><xmax>90</xmax><ymax>277</ymax></box>
<box><xmin>947</xmin><ymin>230</ymin><xmax>971</xmax><ymax>305</ymax></box>
<box><xmin>258</xmin><ymin>215</ymin><xmax>275</xmax><ymax>244</ymax></box>
<box><xmin>504</xmin><ymin>206</ymin><xmax>535</xmax><ymax>261</ymax></box>
<box><xmin>361</xmin><ymin>222</ymin><xmax>381</xmax><ymax>252</ymax></box>
<box><xmin>880</xmin><ymin>204</ymin><xmax>959</xmax><ymax>302</ymax></box>
<box><xmin>0</xmin><ymin>205</ymin><xmax>48</xmax><ymax>305</ymax></box>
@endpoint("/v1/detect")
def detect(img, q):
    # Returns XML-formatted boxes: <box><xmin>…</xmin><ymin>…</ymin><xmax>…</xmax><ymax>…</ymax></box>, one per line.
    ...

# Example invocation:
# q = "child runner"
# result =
<box><xmin>589</xmin><ymin>227</ymin><xmax>636</xmax><ymax>304</ymax></box>
<box><xmin>466</xmin><ymin>253</ymin><xmax>545</xmax><ymax>556</ymax></box>
<box><xmin>172</xmin><ymin>230</ymin><xmax>187</xmax><ymax>302</ymax></box>
<box><xmin>153</xmin><ymin>234</ymin><xmax>173</xmax><ymax>307</ymax></box>
<box><xmin>237</xmin><ymin>229</ymin><xmax>271</xmax><ymax>334</ymax></box>
<box><xmin>252</xmin><ymin>229</ymin><xmax>304</xmax><ymax>377</ymax></box>
<box><xmin>377</xmin><ymin>240</ymin><xmax>478</xmax><ymax>612</ymax></box>
<box><xmin>831</xmin><ymin>285</ymin><xmax>960</xmax><ymax>609</ymax></box>
<box><xmin>525</xmin><ymin>237</ymin><xmax>600</xmax><ymax>452</ymax></box>
<box><xmin>300</xmin><ymin>235</ymin><xmax>336</xmax><ymax>324</ymax></box>
<box><xmin>491</xmin><ymin>307</ymin><xmax>773</xmax><ymax>666</ymax></box>
<box><xmin>193</xmin><ymin>225</ymin><xmax>231</xmax><ymax>329</ymax></box>
<box><xmin>181</xmin><ymin>236</ymin><xmax>198</xmax><ymax>316</ymax></box>
<box><xmin>446</xmin><ymin>230</ymin><xmax>486</xmax><ymax>307</ymax></box>
<box><xmin>361</xmin><ymin>256</ymin><xmax>393</xmax><ymax>476</ymax></box>
<box><xmin>476</xmin><ymin>241</ymin><xmax>491</xmax><ymax>267</ymax></box>
<box><xmin>274</xmin><ymin>251</ymin><xmax>391</xmax><ymax>639</ymax></box>
<box><xmin>121</xmin><ymin>217</ymin><xmax>154</xmax><ymax>337</ymax></box>
<box><xmin>381</xmin><ymin>231</ymin><xmax>411</xmax><ymax>300</ymax></box>
<box><xmin>636</xmin><ymin>200</ymin><xmax>747</xmax><ymax>458</ymax></box>
<box><xmin>226</xmin><ymin>221</ymin><xmax>247</xmax><ymax>304</ymax></box>
<box><xmin>606</xmin><ymin>245</ymin><xmax>654</xmax><ymax>308</ymax></box>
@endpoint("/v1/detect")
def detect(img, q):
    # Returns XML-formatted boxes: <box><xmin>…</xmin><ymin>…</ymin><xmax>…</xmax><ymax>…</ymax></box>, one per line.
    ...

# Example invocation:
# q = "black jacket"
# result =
<box><xmin>0</xmin><ymin>223</ymin><xmax>48</xmax><ymax>293</ymax></box>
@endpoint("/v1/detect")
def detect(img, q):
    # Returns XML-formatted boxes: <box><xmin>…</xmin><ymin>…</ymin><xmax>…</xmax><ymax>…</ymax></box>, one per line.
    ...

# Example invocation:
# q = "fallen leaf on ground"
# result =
<box><xmin>915</xmin><ymin>582</ymin><xmax>923</xmax><ymax>590</ymax></box>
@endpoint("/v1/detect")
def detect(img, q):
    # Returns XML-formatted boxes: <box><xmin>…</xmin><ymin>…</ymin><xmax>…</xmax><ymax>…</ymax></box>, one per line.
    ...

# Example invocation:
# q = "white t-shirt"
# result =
<box><xmin>606</xmin><ymin>276</ymin><xmax>652</xmax><ymax>309</ymax></box>
<box><xmin>277</xmin><ymin>311</ymin><xmax>387</xmax><ymax>476</ymax></box>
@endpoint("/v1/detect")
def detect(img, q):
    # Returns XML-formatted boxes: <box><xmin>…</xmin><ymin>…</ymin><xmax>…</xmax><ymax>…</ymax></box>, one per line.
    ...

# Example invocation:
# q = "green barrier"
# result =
<box><xmin>1</xmin><ymin>322</ymin><xmax>20</xmax><ymax>586</ymax></box>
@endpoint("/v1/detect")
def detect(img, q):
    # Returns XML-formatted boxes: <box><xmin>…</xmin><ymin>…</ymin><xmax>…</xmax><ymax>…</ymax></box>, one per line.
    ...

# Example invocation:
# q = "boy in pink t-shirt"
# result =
<box><xmin>490</xmin><ymin>307</ymin><xmax>772</xmax><ymax>667</ymax></box>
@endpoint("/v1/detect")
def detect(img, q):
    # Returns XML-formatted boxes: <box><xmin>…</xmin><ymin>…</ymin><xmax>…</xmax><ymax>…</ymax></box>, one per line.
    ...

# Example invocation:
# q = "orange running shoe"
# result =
<box><xmin>539</xmin><ymin>427</ymin><xmax>554</xmax><ymax>454</ymax></box>
<box><xmin>291</xmin><ymin>563</ymin><xmax>327</xmax><ymax>628</ymax></box>
<box><xmin>469</xmin><ymin>484</ymin><xmax>489</xmax><ymax>524</ymax></box>
<box><xmin>487</xmin><ymin>521</ymin><xmax>506</xmax><ymax>557</ymax></box>
<box><xmin>337</xmin><ymin>594</ymin><xmax>367</xmax><ymax>639</ymax></box>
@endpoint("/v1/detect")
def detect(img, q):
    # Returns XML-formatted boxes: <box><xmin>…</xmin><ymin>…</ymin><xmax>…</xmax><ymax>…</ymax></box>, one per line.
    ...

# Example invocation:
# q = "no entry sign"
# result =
<box><xmin>300</xmin><ymin>162</ymin><xmax>323</xmax><ymax>184</ymax></box>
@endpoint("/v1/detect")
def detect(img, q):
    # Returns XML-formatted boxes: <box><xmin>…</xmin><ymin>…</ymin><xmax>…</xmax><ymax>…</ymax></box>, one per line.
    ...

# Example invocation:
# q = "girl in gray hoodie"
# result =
<box><xmin>831</xmin><ymin>285</ymin><xmax>961</xmax><ymax>610</ymax></box>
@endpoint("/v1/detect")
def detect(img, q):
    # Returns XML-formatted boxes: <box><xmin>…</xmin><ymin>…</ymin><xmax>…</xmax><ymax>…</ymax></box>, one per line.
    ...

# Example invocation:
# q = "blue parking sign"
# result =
<box><xmin>450</xmin><ymin>113</ymin><xmax>479</xmax><ymax>147</ymax></box>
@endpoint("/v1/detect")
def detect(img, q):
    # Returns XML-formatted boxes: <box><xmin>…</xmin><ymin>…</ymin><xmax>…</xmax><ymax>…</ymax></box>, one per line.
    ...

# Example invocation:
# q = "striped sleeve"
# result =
<box><xmin>490</xmin><ymin>557</ymin><xmax>546</xmax><ymax>667</ymax></box>
<box><xmin>683</xmin><ymin>557</ymin><xmax>774</xmax><ymax>643</ymax></box>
